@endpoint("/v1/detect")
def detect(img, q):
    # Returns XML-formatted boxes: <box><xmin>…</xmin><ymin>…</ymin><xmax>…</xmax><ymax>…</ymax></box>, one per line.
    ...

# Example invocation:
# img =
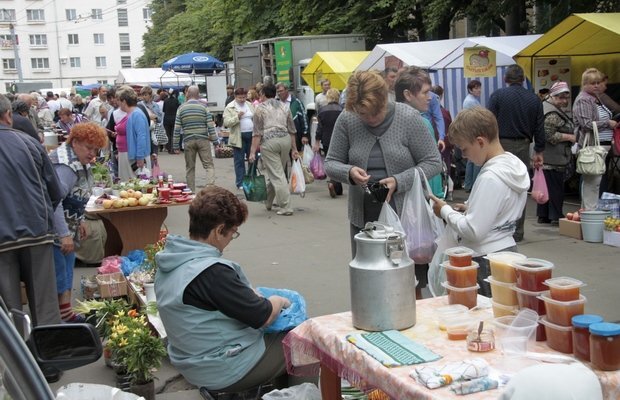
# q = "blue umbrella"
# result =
<box><xmin>161</xmin><ymin>52</ymin><xmax>225</xmax><ymax>74</ymax></box>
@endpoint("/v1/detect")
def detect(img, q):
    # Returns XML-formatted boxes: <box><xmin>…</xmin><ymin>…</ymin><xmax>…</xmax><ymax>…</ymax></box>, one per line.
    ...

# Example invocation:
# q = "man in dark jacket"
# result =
<box><xmin>0</xmin><ymin>93</ymin><xmax>64</xmax><ymax>326</ymax></box>
<box><xmin>275</xmin><ymin>82</ymin><xmax>308</xmax><ymax>151</ymax></box>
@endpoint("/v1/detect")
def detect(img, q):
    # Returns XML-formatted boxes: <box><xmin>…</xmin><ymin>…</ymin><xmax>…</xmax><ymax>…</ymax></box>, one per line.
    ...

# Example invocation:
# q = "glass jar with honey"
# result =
<box><xmin>589</xmin><ymin>322</ymin><xmax>620</xmax><ymax>371</ymax></box>
<box><xmin>571</xmin><ymin>314</ymin><xmax>603</xmax><ymax>362</ymax></box>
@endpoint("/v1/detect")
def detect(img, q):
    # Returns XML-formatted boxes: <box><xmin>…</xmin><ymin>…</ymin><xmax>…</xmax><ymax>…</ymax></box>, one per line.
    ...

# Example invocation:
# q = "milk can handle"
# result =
<box><xmin>385</xmin><ymin>235</ymin><xmax>404</xmax><ymax>265</ymax></box>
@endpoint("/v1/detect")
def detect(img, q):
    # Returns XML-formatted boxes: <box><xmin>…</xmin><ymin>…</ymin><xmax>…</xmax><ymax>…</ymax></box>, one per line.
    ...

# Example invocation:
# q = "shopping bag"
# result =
<box><xmin>310</xmin><ymin>152</ymin><xmax>327</xmax><ymax>180</ymax></box>
<box><xmin>531</xmin><ymin>167</ymin><xmax>549</xmax><ymax>204</ymax></box>
<box><xmin>302</xmin><ymin>144</ymin><xmax>314</xmax><ymax>167</ymax></box>
<box><xmin>290</xmin><ymin>159</ymin><xmax>306</xmax><ymax>195</ymax></box>
<box><xmin>301</xmin><ymin>164</ymin><xmax>315</xmax><ymax>184</ymax></box>
<box><xmin>153</xmin><ymin>123</ymin><xmax>168</xmax><ymax>146</ymax></box>
<box><xmin>378</xmin><ymin>201</ymin><xmax>404</xmax><ymax>234</ymax></box>
<box><xmin>242</xmin><ymin>162</ymin><xmax>267</xmax><ymax>202</ymax></box>
<box><xmin>576</xmin><ymin>122</ymin><xmax>607</xmax><ymax>175</ymax></box>
<box><xmin>256</xmin><ymin>287</ymin><xmax>307</xmax><ymax>333</ymax></box>
<box><xmin>428</xmin><ymin>225</ymin><xmax>458</xmax><ymax>297</ymax></box>
<box><xmin>400</xmin><ymin>169</ymin><xmax>443</xmax><ymax>264</ymax></box>
<box><xmin>613</xmin><ymin>125</ymin><xmax>620</xmax><ymax>156</ymax></box>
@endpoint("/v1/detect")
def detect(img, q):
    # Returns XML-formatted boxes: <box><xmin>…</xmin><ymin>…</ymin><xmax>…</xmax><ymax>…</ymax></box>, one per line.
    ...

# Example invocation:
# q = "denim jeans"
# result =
<box><xmin>233</xmin><ymin>131</ymin><xmax>253</xmax><ymax>188</ymax></box>
<box><xmin>464</xmin><ymin>160</ymin><xmax>481</xmax><ymax>191</ymax></box>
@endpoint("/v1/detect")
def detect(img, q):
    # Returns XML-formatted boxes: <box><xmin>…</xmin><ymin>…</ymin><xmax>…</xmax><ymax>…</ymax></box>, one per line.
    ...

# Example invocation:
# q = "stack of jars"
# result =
<box><xmin>441</xmin><ymin>247</ymin><xmax>479</xmax><ymax>309</ymax></box>
<box><xmin>537</xmin><ymin>275</ymin><xmax>587</xmax><ymax>354</ymax></box>
<box><xmin>484</xmin><ymin>252</ymin><xmax>525</xmax><ymax>317</ymax></box>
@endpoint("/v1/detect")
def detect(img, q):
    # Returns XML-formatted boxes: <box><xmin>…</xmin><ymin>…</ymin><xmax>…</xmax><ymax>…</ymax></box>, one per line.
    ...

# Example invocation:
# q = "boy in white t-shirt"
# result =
<box><xmin>430</xmin><ymin>107</ymin><xmax>530</xmax><ymax>296</ymax></box>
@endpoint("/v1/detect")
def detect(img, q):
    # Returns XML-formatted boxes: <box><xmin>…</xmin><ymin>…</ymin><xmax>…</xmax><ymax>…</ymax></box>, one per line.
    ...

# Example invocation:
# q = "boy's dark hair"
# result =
<box><xmin>467</xmin><ymin>80</ymin><xmax>482</xmax><ymax>92</ymax></box>
<box><xmin>448</xmin><ymin>107</ymin><xmax>498</xmax><ymax>144</ymax></box>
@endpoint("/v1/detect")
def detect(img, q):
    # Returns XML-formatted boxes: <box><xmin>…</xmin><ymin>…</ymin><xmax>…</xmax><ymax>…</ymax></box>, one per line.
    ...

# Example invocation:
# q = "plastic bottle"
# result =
<box><xmin>167</xmin><ymin>175</ymin><xmax>174</xmax><ymax>189</ymax></box>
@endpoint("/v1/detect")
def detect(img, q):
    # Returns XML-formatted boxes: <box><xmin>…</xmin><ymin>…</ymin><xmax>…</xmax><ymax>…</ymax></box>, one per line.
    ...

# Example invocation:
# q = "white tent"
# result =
<box><xmin>356</xmin><ymin>35</ymin><xmax>542</xmax><ymax>118</ymax></box>
<box><xmin>115</xmin><ymin>68</ymin><xmax>204</xmax><ymax>88</ymax></box>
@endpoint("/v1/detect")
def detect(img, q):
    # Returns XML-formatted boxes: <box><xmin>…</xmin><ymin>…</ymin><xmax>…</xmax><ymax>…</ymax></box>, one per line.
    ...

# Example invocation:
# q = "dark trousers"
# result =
<box><xmin>163</xmin><ymin>120</ymin><xmax>175</xmax><ymax>152</ymax></box>
<box><xmin>500</xmin><ymin>138</ymin><xmax>531</xmax><ymax>241</ymax></box>
<box><xmin>233</xmin><ymin>131</ymin><xmax>253</xmax><ymax>188</ymax></box>
<box><xmin>536</xmin><ymin>169</ymin><xmax>565</xmax><ymax>221</ymax></box>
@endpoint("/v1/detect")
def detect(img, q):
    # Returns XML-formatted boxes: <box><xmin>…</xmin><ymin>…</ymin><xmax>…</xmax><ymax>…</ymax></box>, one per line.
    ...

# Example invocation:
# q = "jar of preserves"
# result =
<box><xmin>589</xmin><ymin>322</ymin><xmax>620</xmax><ymax>371</ymax></box>
<box><xmin>571</xmin><ymin>314</ymin><xmax>603</xmax><ymax>362</ymax></box>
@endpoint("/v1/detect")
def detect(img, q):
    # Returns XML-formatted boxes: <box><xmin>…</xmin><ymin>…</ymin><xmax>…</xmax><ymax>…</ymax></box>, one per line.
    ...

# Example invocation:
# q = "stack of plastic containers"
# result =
<box><xmin>441</xmin><ymin>247</ymin><xmax>479</xmax><ymax>309</ymax></box>
<box><xmin>484</xmin><ymin>252</ymin><xmax>525</xmax><ymax>318</ymax></box>
<box><xmin>511</xmin><ymin>258</ymin><xmax>555</xmax><ymax>342</ymax></box>
<box><xmin>536</xmin><ymin>274</ymin><xmax>587</xmax><ymax>354</ymax></box>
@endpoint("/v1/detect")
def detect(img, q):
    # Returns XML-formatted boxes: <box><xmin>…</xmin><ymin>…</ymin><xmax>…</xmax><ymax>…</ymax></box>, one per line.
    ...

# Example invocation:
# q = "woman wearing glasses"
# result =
<box><xmin>155</xmin><ymin>186</ymin><xmax>294</xmax><ymax>396</ymax></box>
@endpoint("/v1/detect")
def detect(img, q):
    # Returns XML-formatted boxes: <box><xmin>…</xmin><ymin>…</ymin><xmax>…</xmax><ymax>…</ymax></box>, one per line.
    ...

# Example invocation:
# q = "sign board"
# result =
<box><xmin>275</xmin><ymin>40</ymin><xmax>292</xmax><ymax>87</ymax></box>
<box><xmin>533</xmin><ymin>57</ymin><xmax>571</xmax><ymax>95</ymax></box>
<box><xmin>463</xmin><ymin>47</ymin><xmax>496</xmax><ymax>78</ymax></box>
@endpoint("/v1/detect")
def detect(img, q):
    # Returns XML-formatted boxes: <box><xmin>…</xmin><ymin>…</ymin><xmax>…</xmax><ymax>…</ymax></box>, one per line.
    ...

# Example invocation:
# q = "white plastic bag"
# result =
<box><xmin>428</xmin><ymin>225</ymin><xmax>458</xmax><ymax>297</ymax></box>
<box><xmin>378</xmin><ymin>201</ymin><xmax>404</xmax><ymax>234</ymax></box>
<box><xmin>134</xmin><ymin>166</ymin><xmax>151</xmax><ymax>178</ymax></box>
<box><xmin>401</xmin><ymin>169</ymin><xmax>444</xmax><ymax>264</ymax></box>
<box><xmin>262</xmin><ymin>383</ymin><xmax>321</xmax><ymax>400</ymax></box>
<box><xmin>290</xmin><ymin>159</ymin><xmax>306</xmax><ymax>196</ymax></box>
<box><xmin>302</xmin><ymin>144</ymin><xmax>314</xmax><ymax>167</ymax></box>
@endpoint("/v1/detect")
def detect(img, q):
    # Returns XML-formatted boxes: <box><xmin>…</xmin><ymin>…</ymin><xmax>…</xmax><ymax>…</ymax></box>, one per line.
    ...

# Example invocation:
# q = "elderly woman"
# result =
<box><xmin>72</xmin><ymin>94</ymin><xmax>86</xmax><ymax>115</ymax></box>
<box><xmin>115</xmin><ymin>85</ymin><xmax>150</xmax><ymax>181</ymax></box>
<box><xmin>49</xmin><ymin>122</ymin><xmax>108</xmax><ymax>322</ymax></box>
<box><xmin>573</xmin><ymin>68</ymin><xmax>617</xmax><ymax>210</ymax></box>
<box><xmin>155</xmin><ymin>186</ymin><xmax>293</xmax><ymax>396</ymax></box>
<box><xmin>56</xmin><ymin>107</ymin><xmax>85</xmax><ymax>135</ymax></box>
<box><xmin>537</xmin><ymin>81</ymin><xmax>575</xmax><ymax>225</ymax></box>
<box><xmin>224</xmin><ymin>88</ymin><xmax>256</xmax><ymax>190</ymax></box>
<box><xmin>249</xmin><ymin>84</ymin><xmax>298</xmax><ymax>216</ymax></box>
<box><xmin>325</xmin><ymin>70</ymin><xmax>442</xmax><ymax>256</ymax></box>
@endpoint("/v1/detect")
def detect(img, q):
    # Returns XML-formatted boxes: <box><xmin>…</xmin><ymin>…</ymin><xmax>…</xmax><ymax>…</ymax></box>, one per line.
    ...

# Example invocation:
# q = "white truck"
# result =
<box><xmin>233</xmin><ymin>34</ymin><xmax>366</xmax><ymax>116</ymax></box>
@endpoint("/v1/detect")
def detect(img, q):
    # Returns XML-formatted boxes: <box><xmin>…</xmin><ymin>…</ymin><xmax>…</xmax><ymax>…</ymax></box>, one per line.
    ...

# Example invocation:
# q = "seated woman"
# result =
<box><xmin>155</xmin><ymin>186</ymin><xmax>293</xmax><ymax>394</ymax></box>
<box><xmin>56</xmin><ymin>107</ymin><xmax>85</xmax><ymax>135</ymax></box>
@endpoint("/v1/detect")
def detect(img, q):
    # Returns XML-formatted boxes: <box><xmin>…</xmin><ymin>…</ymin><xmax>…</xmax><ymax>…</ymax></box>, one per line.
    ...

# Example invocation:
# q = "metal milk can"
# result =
<box><xmin>350</xmin><ymin>222</ymin><xmax>417</xmax><ymax>331</ymax></box>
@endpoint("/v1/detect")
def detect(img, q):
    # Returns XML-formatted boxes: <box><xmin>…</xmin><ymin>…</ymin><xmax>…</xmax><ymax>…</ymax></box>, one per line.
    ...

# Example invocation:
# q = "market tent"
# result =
<box><xmin>301</xmin><ymin>51</ymin><xmax>370</xmax><ymax>92</ymax></box>
<box><xmin>356</xmin><ymin>35</ymin><xmax>540</xmax><ymax>117</ymax></box>
<box><xmin>116</xmin><ymin>68</ymin><xmax>202</xmax><ymax>89</ymax></box>
<box><xmin>515</xmin><ymin>13</ymin><xmax>620</xmax><ymax>85</ymax></box>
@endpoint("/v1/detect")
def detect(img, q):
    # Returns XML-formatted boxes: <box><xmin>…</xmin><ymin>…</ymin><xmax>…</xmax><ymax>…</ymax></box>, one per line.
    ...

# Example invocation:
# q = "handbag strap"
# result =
<box><xmin>590</xmin><ymin>121</ymin><xmax>600</xmax><ymax>147</ymax></box>
<box><xmin>247</xmin><ymin>162</ymin><xmax>261</xmax><ymax>177</ymax></box>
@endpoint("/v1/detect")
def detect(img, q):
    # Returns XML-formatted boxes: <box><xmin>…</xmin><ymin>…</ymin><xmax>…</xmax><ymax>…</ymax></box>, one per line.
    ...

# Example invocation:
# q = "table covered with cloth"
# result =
<box><xmin>282</xmin><ymin>296</ymin><xmax>620</xmax><ymax>399</ymax></box>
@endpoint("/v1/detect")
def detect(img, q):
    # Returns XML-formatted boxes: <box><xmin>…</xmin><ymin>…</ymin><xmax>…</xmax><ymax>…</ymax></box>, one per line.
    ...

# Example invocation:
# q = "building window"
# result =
<box><xmin>66</xmin><ymin>9</ymin><xmax>77</xmax><ymax>21</ymax></box>
<box><xmin>117</xmin><ymin>9</ymin><xmax>128</xmax><ymax>26</ymax></box>
<box><xmin>2</xmin><ymin>58</ymin><xmax>16</xmax><ymax>70</ymax></box>
<box><xmin>94</xmin><ymin>33</ymin><xmax>104</xmax><ymax>45</ymax></box>
<box><xmin>97</xmin><ymin>79</ymin><xmax>108</xmax><ymax>85</ymax></box>
<box><xmin>117</xmin><ymin>0</ymin><xmax>127</xmax><ymax>4</ymax></box>
<box><xmin>29</xmin><ymin>34</ymin><xmax>47</xmax><ymax>47</ymax></box>
<box><xmin>121</xmin><ymin>56</ymin><xmax>132</xmax><ymax>68</ymax></box>
<box><xmin>143</xmin><ymin>8</ymin><xmax>152</xmax><ymax>21</ymax></box>
<box><xmin>31</xmin><ymin>57</ymin><xmax>49</xmax><ymax>69</ymax></box>
<box><xmin>71</xmin><ymin>80</ymin><xmax>83</xmax><ymax>86</ymax></box>
<box><xmin>0</xmin><ymin>9</ymin><xmax>16</xmax><ymax>22</ymax></box>
<box><xmin>91</xmin><ymin>9</ymin><xmax>103</xmax><ymax>20</ymax></box>
<box><xmin>95</xmin><ymin>56</ymin><xmax>106</xmax><ymax>68</ymax></box>
<box><xmin>26</xmin><ymin>9</ymin><xmax>45</xmax><ymax>22</ymax></box>
<box><xmin>70</xmin><ymin>57</ymin><xmax>81</xmax><ymax>68</ymax></box>
<box><xmin>119</xmin><ymin>33</ymin><xmax>130</xmax><ymax>51</ymax></box>
<box><xmin>67</xmin><ymin>34</ymin><xmax>79</xmax><ymax>45</ymax></box>
<box><xmin>0</xmin><ymin>34</ymin><xmax>17</xmax><ymax>48</ymax></box>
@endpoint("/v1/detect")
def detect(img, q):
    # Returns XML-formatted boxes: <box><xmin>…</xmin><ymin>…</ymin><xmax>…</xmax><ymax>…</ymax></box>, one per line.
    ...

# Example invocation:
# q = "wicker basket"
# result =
<box><xmin>215</xmin><ymin>145</ymin><xmax>234</xmax><ymax>158</ymax></box>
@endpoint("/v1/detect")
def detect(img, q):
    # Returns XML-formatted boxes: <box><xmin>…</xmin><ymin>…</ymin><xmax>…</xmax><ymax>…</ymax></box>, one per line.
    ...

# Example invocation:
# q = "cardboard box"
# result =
<box><xmin>96</xmin><ymin>272</ymin><xmax>128</xmax><ymax>298</ymax></box>
<box><xmin>603</xmin><ymin>230</ymin><xmax>620</xmax><ymax>248</ymax></box>
<box><xmin>559</xmin><ymin>218</ymin><xmax>582</xmax><ymax>240</ymax></box>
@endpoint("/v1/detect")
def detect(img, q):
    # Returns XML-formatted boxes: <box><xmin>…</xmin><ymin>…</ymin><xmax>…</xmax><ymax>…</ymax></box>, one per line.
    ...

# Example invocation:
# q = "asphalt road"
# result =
<box><xmin>50</xmin><ymin>150</ymin><xmax>620</xmax><ymax>399</ymax></box>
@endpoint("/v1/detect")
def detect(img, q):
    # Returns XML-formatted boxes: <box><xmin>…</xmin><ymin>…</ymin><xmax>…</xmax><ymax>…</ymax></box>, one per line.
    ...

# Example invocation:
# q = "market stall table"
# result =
<box><xmin>86</xmin><ymin>201</ymin><xmax>189</xmax><ymax>256</ymax></box>
<box><xmin>283</xmin><ymin>296</ymin><xmax>619</xmax><ymax>399</ymax></box>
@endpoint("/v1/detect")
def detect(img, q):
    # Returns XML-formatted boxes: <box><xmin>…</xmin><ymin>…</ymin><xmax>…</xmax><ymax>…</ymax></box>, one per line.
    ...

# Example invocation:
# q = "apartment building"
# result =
<box><xmin>0</xmin><ymin>0</ymin><xmax>152</xmax><ymax>92</ymax></box>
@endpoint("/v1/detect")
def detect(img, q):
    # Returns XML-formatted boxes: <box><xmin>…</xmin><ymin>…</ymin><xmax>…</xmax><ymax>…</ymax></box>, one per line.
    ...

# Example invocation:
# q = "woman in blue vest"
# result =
<box><xmin>155</xmin><ymin>186</ymin><xmax>292</xmax><ymax>395</ymax></box>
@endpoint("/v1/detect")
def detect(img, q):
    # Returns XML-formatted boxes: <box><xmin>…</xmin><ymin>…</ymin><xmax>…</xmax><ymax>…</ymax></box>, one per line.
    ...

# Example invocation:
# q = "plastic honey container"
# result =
<box><xmin>485</xmin><ymin>252</ymin><xmax>526</xmax><ymax>283</ymax></box>
<box><xmin>443</xmin><ymin>261</ymin><xmax>479</xmax><ymax>288</ymax></box>
<box><xmin>589</xmin><ymin>322</ymin><xmax>620</xmax><ymax>371</ymax></box>
<box><xmin>512</xmin><ymin>258</ymin><xmax>554</xmax><ymax>292</ymax></box>
<box><xmin>513</xmin><ymin>286</ymin><xmax>548</xmax><ymax>341</ymax></box>
<box><xmin>437</xmin><ymin>304</ymin><xmax>469</xmax><ymax>330</ymax></box>
<box><xmin>544</xmin><ymin>277</ymin><xmax>585</xmax><ymax>302</ymax></box>
<box><xmin>540</xmin><ymin>317</ymin><xmax>573</xmax><ymax>354</ymax></box>
<box><xmin>491</xmin><ymin>300</ymin><xmax>518</xmax><ymax>317</ymax></box>
<box><xmin>539</xmin><ymin>293</ymin><xmax>587</xmax><ymax>327</ymax></box>
<box><xmin>485</xmin><ymin>276</ymin><xmax>518</xmax><ymax>306</ymax></box>
<box><xmin>444</xmin><ymin>246</ymin><xmax>474</xmax><ymax>267</ymax></box>
<box><xmin>571</xmin><ymin>314</ymin><xmax>604</xmax><ymax>362</ymax></box>
<box><xmin>441</xmin><ymin>281</ymin><xmax>479</xmax><ymax>309</ymax></box>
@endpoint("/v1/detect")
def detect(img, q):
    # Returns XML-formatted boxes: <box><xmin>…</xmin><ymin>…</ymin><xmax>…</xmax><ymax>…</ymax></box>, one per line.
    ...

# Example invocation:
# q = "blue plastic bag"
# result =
<box><xmin>256</xmin><ymin>287</ymin><xmax>307</xmax><ymax>333</ymax></box>
<box><xmin>121</xmin><ymin>250</ymin><xmax>146</xmax><ymax>276</ymax></box>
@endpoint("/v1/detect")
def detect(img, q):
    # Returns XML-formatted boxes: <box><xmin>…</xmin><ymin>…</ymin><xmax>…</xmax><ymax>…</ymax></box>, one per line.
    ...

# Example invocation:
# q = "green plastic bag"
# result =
<box><xmin>242</xmin><ymin>162</ymin><xmax>267</xmax><ymax>202</ymax></box>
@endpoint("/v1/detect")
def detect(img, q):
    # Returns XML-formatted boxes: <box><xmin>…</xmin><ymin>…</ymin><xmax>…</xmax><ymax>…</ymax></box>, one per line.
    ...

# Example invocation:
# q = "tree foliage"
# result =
<box><xmin>138</xmin><ymin>0</ymin><xmax>620</xmax><ymax>68</ymax></box>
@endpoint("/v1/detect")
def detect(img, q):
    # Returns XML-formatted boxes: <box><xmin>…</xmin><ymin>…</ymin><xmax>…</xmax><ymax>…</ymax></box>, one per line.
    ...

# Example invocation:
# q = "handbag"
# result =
<box><xmin>576</xmin><ymin>122</ymin><xmax>607</xmax><ymax>176</ymax></box>
<box><xmin>242</xmin><ymin>162</ymin><xmax>267</xmax><ymax>202</ymax></box>
<box><xmin>153</xmin><ymin>123</ymin><xmax>168</xmax><ymax>146</ymax></box>
<box><xmin>613</xmin><ymin>125</ymin><xmax>620</xmax><ymax>157</ymax></box>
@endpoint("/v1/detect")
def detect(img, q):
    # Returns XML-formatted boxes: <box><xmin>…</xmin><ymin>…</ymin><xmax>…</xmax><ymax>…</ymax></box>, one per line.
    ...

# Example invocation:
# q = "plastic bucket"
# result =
<box><xmin>580</xmin><ymin>210</ymin><xmax>611</xmax><ymax>222</ymax></box>
<box><xmin>581</xmin><ymin>221</ymin><xmax>604</xmax><ymax>243</ymax></box>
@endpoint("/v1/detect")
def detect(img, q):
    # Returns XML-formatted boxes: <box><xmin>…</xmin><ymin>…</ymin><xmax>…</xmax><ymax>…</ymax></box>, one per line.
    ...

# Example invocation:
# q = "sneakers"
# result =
<box><xmin>276</xmin><ymin>209</ymin><xmax>293</xmax><ymax>216</ymax></box>
<box><xmin>537</xmin><ymin>217</ymin><xmax>551</xmax><ymax>224</ymax></box>
<box><xmin>328</xmin><ymin>182</ymin><xmax>337</xmax><ymax>198</ymax></box>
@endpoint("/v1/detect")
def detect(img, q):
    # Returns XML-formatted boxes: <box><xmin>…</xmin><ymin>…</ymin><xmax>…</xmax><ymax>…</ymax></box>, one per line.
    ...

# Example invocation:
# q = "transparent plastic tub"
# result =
<box><xmin>485</xmin><ymin>276</ymin><xmax>518</xmax><ymax>306</ymax></box>
<box><xmin>437</xmin><ymin>304</ymin><xmax>469</xmax><ymax>330</ymax></box>
<box><xmin>444</xmin><ymin>246</ymin><xmax>474</xmax><ymax>267</ymax></box>
<box><xmin>543</xmin><ymin>277</ymin><xmax>585</xmax><ymax>302</ymax></box>
<box><xmin>441</xmin><ymin>281</ymin><xmax>479</xmax><ymax>309</ymax></box>
<box><xmin>492</xmin><ymin>310</ymin><xmax>538</xmax><ymax>355</ymax></box>
<box><xmin>539</xmin><ymin>316</ymin><xmax>573</xmax><ymax>354</ymax></box>
<box><xmin>443</xmin><ymin>261</ymin><xmax>479</xmax><ymax>288</ymax></box>
<box><xmin>512</xmin><ymin>258</ymin><xmax>554</xmax><ymax>291</ymax></box>
<box><xmin>485</xmin><ymin>251</ymin><xmax>526</xmax><ymax>283</ymax></box>
<box><xmin>539</xmin><ymin>293</ymin><xmax>587</xmax><ymax>326</ymax></box>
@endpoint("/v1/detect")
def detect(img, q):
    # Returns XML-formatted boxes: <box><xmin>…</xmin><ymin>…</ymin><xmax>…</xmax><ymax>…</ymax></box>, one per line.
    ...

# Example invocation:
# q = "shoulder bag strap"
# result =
<box><xmin>592</xmin><ymin>121</ymin><xmax>600</xmax><ymax>147</ymax></box>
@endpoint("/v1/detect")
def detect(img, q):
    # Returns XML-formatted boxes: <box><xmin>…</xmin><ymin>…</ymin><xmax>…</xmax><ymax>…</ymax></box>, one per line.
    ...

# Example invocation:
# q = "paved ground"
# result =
<box><xmin>50</xmin><ymin>150</ymin><xmax>620</xmax><ymax>399</ymax></box>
